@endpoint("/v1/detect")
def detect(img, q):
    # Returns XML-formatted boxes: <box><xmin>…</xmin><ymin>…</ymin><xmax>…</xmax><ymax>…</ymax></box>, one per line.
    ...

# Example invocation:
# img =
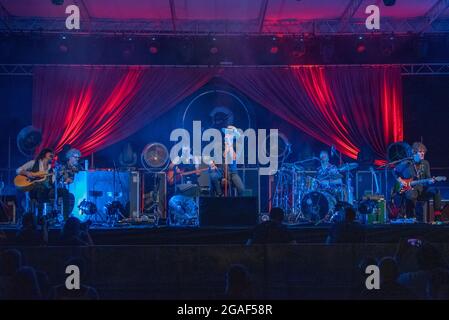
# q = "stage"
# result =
<box><xmin>2</xmin><ymin>222</ymin><xmax>449</xmax><ymax>246</ymax></box>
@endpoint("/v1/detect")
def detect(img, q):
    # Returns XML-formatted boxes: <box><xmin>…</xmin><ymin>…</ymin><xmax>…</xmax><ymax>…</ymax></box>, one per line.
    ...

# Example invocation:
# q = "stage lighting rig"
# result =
<box><xmin>383</xmin><ymin>0</ymin><xmax>396</xmax><ymax>6</ymax></box>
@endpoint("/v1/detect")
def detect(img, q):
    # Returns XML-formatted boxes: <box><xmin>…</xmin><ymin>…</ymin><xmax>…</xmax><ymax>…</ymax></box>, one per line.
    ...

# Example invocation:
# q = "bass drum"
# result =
<box><xmin>301</xmin><ymin>191</ymin><xmax>336</xmax><ymax>222</ymax></box>
<box><xmin>168</xmin><ymin>195</ymin><xmax>198</xmax><ymax>226</ymax></box>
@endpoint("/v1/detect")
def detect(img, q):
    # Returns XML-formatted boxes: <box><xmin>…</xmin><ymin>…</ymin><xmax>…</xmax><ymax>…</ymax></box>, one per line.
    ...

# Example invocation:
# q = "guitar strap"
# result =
<box><xmin>413</xmin><ymin>162</ymin><xmax>424</xmax><ymax>180</ymax></box>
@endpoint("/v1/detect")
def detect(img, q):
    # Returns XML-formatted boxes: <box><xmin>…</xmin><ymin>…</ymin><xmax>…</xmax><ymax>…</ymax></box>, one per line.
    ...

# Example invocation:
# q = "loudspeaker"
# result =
<box><xmin>199</xmin><ymin>196</ymin><xmax>258</xmax><ymax>227</ymax></box>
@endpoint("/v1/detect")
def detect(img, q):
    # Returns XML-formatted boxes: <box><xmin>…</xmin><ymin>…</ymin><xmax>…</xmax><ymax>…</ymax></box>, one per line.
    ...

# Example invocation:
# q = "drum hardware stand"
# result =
<box><xmin>142</xmin><ymin>173</ymin><xmax>161</xmax><ymax>225</ymax></box>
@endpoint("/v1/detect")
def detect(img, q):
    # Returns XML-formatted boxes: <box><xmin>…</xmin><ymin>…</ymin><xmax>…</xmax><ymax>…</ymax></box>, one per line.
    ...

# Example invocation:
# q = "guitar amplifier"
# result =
<box><xmin>68</xmin><ymin>170</ymin><xmax>140</xmax><ymax>220</ymax></box>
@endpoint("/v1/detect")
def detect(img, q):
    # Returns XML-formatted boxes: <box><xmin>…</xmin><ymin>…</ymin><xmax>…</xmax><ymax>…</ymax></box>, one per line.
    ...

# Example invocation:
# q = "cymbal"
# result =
<box><xmin>319</xmin><ymin>173</ymin><xmax>343</xmax><ymax>180</ymax></box>
<box><xmin>338</xmin><ymin>162</ymin><xmax>359</xmax><ymax>171</ymax></box>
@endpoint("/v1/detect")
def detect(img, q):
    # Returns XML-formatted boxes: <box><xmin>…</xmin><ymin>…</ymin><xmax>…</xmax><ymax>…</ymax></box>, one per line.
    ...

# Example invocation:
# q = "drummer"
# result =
<box><xmin>316</xmin><ymin>150</ymin><xmax>343</xmax><ymax>190</ymax></box>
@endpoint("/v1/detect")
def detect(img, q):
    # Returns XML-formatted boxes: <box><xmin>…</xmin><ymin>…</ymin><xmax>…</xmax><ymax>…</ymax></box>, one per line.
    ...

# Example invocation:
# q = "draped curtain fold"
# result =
<box><xmin>32</xmin><ymin>65</ymin><xmax>403</xmax><ymax>162</ymax></box>
<box><xmin>221</xmin><ymin>65</ymin><xmax>403</xmax><ymax>161</ymax></box>
<box><xmin>32</xmin><ymin>66</ymin><xmax>216</xmax><ymax>155</ymax></box>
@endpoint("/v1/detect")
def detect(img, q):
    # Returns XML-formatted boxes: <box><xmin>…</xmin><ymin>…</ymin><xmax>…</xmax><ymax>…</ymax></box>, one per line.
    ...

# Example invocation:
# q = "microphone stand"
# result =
<box><xmin>377</xmin><ymin>157</ymin><xmax>412</xmax><ymax>201</ymax></box>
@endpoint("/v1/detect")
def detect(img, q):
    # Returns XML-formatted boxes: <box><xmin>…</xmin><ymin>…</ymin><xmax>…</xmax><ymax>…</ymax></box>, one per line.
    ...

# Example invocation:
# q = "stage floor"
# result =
<box><xmin>2</xmin><ymin>222</ymin><xmax>449</xmax><ymax>245</ymax></box>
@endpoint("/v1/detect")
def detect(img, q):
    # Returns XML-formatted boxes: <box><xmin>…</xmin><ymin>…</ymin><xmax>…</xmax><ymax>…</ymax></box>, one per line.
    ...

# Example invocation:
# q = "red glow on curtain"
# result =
<box><xmin>32</xmin><ymin>65</ymin><xmax>403</xmax><ymax>164</ymax></box>
<box><xmin>33</xmin><ymin>66</ymin><xmax>216</xmax><ymax>156</ymax></box>
<box><xmin>222</xmin><ymin>65</ymin><xmax>403</xmax><ymax>163</ymax></box>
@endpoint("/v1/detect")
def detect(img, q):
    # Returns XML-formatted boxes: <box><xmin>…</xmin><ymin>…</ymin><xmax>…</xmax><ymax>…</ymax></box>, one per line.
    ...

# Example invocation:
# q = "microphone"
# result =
<box><xmin>330</xmin><ymin>145</ymin><xmax>336</xmax><ymax>157</ymax></box>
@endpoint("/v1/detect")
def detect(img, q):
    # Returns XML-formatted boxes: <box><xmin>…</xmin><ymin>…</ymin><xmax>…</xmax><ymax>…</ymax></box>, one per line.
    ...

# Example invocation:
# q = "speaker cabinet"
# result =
<box><xmin>198</xmin><ymin>196</ymin><xmax>258</xmax><ymax>227</ymax></box>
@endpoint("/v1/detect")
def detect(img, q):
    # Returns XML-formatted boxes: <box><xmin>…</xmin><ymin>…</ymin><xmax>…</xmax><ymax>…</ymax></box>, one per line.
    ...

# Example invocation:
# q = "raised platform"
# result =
<box><xmin>2</xmin><ymin>222</ymin><xmax>449</xmax><ymax>245</ymax></box>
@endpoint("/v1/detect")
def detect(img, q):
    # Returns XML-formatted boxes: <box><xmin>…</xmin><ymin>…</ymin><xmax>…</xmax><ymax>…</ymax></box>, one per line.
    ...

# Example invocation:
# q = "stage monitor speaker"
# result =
<box><xmin>199</xmin><ymin>196</ymin><xmax>258</xmax><ymax>227</ymax></box>
<box><xmin>68</xmin><ymin>170</ymin><xmax>140</xmax><ymax>220</ymax></box>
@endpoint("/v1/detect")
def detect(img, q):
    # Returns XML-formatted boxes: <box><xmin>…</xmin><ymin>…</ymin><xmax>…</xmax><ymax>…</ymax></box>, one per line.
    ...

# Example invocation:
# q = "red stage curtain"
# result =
<box><xmin>222</xmin><ymin>66</ymin><xmax>403</xmax><ymax>161</ymax></box>
<box><xmin>32</xmin><ymin>65</ymin><xmax>403</xmax><ymax>162</ymax></box>
<box><xmin>32</xmin><ymin>66</ymin><xmax>215</xmax><ymax>155</ymax></box>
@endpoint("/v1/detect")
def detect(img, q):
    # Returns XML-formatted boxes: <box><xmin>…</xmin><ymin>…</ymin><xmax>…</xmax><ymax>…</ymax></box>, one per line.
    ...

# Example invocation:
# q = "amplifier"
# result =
<box><xmin>68</xmin><ymin>170</ymin><xmax>140</xmax><ymax>221</ymax></box>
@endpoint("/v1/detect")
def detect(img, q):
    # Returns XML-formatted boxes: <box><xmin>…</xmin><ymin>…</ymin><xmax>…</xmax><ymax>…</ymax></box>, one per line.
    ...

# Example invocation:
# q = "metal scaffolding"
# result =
<box><xmin>1</xmin><ymin>63</ymin><xmax>449</xmax><ymax>76</ymax></box>
<box><xmin>1</xmin><ymin>16</ymin><xmax>449</xmax><ymax>36</ymax></box>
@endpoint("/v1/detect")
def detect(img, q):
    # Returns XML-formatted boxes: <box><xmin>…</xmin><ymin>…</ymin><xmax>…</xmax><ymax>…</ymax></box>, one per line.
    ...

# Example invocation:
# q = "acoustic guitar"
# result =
<box><xmin>14</xmin><ymin>171</ymin><xmax>53</xmax><ymax>191</ymax></box>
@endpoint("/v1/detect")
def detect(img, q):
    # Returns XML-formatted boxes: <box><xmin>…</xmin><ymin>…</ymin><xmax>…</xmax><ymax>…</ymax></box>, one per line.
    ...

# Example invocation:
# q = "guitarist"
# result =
<box><xmin>167</xmin><ymin>146</ymin><xmax>201</xmax><ymax>197</ymax></box>
<box><xmin>53</xmin><ymin>148</ymin><xmax>82</xmax><ymax>220</ymax></box>
<box><xmin>16</xmin><ymin>148</ymin><xmax>55</xmax><ymax>211</ymax></box>
<box><xmin>393</xmin><ymin>142</ymin><xmax>442</xmax><ymax>219</ymax></box>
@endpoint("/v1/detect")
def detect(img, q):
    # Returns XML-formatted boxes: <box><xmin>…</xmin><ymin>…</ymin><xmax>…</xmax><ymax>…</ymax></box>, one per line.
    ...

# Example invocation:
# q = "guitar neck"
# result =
<box><xmin>410</xmin><ymin>178</ymin><xmax>432</xmax><ymax>187</ymax></box>
<box><xmin>180</xmin><ymin>168</ymin><xmax>208</xmax><ymax>176</ymax></box>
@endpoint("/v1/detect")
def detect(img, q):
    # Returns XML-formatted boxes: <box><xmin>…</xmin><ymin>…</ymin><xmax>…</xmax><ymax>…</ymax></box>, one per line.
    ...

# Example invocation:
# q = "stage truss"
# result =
<box><xmin>2</xmin><ymin>63</ymin><xmax>449</xmax><ymax>76</ymax></box>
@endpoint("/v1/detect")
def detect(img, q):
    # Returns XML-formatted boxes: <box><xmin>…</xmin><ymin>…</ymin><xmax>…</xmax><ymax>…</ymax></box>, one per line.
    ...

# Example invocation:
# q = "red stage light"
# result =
<box><xmin>149</xmin><ymin>46</ymin><xmax>158</xmax><ymax>54</ymax></box>
<box><xmin>356</xmin><ymin>43</ymin><xmax>366</xmax><ymax>53</ymax></box>
<box><xmin>210</xmin><ymin>46</ymin><xmax>218</xmax><ymax>54</ymax></box>
<box><xmin>270</xmin><ymin>46</ymin><xmax>279</xmax><ymax>54</ymax></box>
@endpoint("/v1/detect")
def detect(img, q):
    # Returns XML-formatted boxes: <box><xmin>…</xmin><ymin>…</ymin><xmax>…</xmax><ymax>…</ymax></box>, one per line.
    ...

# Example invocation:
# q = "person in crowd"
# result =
<box><xmin>326</xmin><ymin>207</ymin><xmax>365</xmax><ymax>244</ymax></box>
<box><xmin>224</xmin><ymin>264</ymin><xmax>253</xmax><ymax>300</ymax></box>
<box><xmin>397</xmin><ymin>240</ymin><xmax>448</xmax><ymax>299</ymax></box>
<box><xmin>58</xmin><ymin>217</ymin><xmax>93</xmax><ymax>246</ymax></box>
<box><xmin>247</xmin><ymin>207</ymin><xmax>296</xmax><ymax>245</ymax></box>
<box><xmin>9</xmin><ymin>266</ymin><xmax>42</xmax><ymax>300</ymax></box>
<box><xmin>0</xmin><ymin>249</ymin><xmax>23</xmax><ymax>299</ymax></box>
<box><xmin>15</xmin><ymin>212</ymin><xmax>48</xmax><ymax>245</ymax></box>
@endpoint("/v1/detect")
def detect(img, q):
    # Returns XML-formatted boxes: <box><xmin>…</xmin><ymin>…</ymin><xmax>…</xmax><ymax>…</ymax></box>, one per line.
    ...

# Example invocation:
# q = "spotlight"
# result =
<box><xmin>210</xmin><ymin>46</ymin><xmax>219</xmax><ymax>54</ymax></box>
<box><xmin>383</xmin><ymin>0</ymin><xmax>395</xmax><ymax>6</ymax></box>
<box><xmin>381</xmin><ymin>36</ymin><xmax>394</xmax><ymax>57</ymax></box>
<box><xmin>356</xmin><ymin>37</ymin><xmax>366</xmax><ymax>53</ymax></box>
<box><xmin>59</xmin><ymin>44</ymin><xmax>68</xmax><ymax>53</ymax></box>
<box><xmin>208</xmin><ymin>36</ymin><xmax>219</xmax><ymax>55</ymax></box>
<box><xmin>292</xmin><ymin>38</ymin><xmax>306</xmax><ymax>58</ymax></box>
<box><xmin>148</xmin><ymin>37</ymin><xmax>159</xmax><ymax>54</ymax></box>
<box><xmin>58</xmin><ymin>34</ymin><xmax>68</xmax><ymax>53</ymax></box>
<box><xmin>320</xmin><ymin>39</ymin><xmax>334</xmax><ymax>63</ymax></box>
<box><xmin>270</xmin><ymin>46</ymin><xmax>279</xmax><ymax>54</ymax></box>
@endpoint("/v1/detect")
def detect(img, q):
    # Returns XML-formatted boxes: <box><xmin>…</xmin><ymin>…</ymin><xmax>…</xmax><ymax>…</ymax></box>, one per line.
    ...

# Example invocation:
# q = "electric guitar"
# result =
<box><xmin>14</xmin><ymin>171</ymin><xmax>53</xmax><ymax>191</ymax></box>
<box><xmin>396</xmin><ymin>176</ymin><xmax>446</xmax><ymax>194</ymax></box>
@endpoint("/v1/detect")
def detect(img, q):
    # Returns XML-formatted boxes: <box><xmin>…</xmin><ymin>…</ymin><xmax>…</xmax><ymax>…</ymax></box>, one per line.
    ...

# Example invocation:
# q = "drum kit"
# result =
<box><xmin>272</xmin><ymin>160</ymin><xmax>359</xmax><ymax>224</ymax></box>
